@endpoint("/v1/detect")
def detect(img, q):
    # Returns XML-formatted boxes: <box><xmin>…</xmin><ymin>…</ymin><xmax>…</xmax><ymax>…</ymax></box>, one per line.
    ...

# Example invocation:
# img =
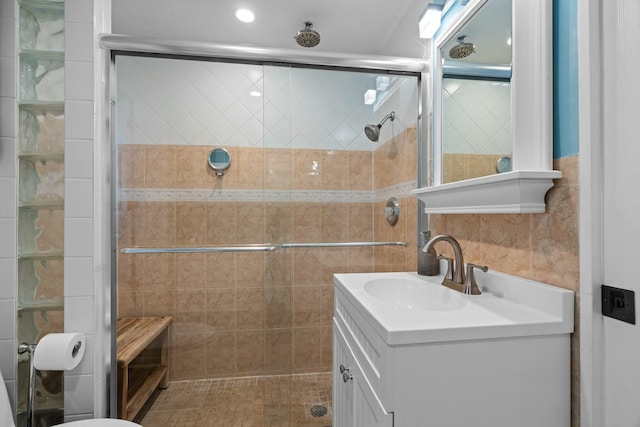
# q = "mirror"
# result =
<box><xmin>413</xmin><ymin>0</ymin><xmax>560</xmax><ymax>213</ymax></box>
<box><xmin>208</xmin><ymin>148</ymin><xmax>231</xmax><ymax>175</ymax></box>
<box><xmin>439</xmin><ymin>0</ymin><xmax>512</xmax><ymax>184</ymax></box>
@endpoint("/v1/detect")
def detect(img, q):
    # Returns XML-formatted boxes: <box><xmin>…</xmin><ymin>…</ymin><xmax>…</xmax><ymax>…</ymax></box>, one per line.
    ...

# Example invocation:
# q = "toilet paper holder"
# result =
<box><xmin>17</xmin><ymin>343</ymin><xmax>37</xmax><ymax>427</ymax></box>
<box><xmin>17</xmin><ymin>336</ymin><xmax>84</xmax><ymax>427</ymax></box>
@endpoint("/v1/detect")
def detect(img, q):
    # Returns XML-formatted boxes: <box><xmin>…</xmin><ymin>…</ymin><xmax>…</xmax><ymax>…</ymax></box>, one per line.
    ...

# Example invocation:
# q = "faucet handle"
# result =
<box><xmin>438</xmin><ymin>255</ymin><xmax>454</xmax><ymax>281</ymax></box>
<box><xmin>464</xmin><ymin>263</ymin><xmax>488</xmax><ymax>295</ymax></box>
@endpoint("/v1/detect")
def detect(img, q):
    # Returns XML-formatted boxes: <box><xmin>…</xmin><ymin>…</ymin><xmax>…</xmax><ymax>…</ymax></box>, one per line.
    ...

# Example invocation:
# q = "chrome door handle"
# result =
<box><xmin>339</xmin><ymin>364</ymin><xmax>350</xmax><ymax>374</ymax></box>
<box><xmin>342</xmin><ymin>372</ymin><xmax>353</xmax><ymax>383</ymax></box>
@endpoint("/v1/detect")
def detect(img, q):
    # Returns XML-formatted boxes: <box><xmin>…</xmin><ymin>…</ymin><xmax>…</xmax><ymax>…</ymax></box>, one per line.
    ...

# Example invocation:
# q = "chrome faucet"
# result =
<box><xmin>421</xmin><ymin>234</ymin><xmax>487</xmax><ymax>295</ymax></box>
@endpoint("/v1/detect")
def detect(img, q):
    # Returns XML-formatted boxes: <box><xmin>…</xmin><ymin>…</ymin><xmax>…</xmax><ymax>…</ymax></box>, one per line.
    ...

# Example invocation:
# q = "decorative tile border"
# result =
<box><xmin>119</xmin><ymin>181</ymin><xmax>416</xmax><ymax>204</ymax></box>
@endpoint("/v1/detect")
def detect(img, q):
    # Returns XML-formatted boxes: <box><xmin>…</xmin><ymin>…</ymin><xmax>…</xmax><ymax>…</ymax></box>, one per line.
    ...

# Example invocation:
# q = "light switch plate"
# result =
<box><xmin>602</xmin><ymin>285</ymin><xmax>636</xmax><ymax>325</ymax></box>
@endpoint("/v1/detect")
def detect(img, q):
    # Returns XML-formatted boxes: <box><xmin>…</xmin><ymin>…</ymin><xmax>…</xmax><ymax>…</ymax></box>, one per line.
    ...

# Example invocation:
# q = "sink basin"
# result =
<box><xmin>363</xmin><ymin>278</ymin><xmax>467</xmax><ymax>311</ymax></box>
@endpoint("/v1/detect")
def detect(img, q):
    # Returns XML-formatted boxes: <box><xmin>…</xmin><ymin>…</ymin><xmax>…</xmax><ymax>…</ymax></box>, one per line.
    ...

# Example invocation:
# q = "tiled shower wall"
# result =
<box><xmin>116</xmin><ymin>121</ymin><xmax>419</xmax><ymax>379</ymax></box>
<box><xmin>429</xmin><ymin>155</ymin><xmax>580</xmax><ymax>426</ymax></box>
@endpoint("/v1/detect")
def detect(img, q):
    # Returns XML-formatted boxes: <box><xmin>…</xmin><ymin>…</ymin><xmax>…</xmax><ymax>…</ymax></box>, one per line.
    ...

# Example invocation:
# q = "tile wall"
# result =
<box><xmin>442</xmin><ymin>153</ymin><xmax>506</xmax><ymax>183</ymax></box>
<box><xmin>117</xmin><ymin>122</ymin><xmax>419</xmax><ymax>380</ymax></box>
<box><xmin>429</xmin><ymin>155</ymin><xmax>580</xmax><ymax>426</ymax></box>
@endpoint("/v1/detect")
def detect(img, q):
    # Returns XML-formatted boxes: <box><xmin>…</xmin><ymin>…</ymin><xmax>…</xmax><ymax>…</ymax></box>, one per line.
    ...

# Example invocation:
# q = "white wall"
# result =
<box><xmin>442</xmin><ymin>78</ymin><xmax>511</xmax><ymax>155</ymax></box>
<box><xmin>0</xmin><ymin>0</ymin><xmax>18</xmax><ymax>418</ymax></box>
<box><xmin>116</xmin><ymin>56</ymin><xmax>418</xmax><ymax>152</ymax></box>
<box><xmin>601</xmin><ymin>0</ymin><xmax>640</xmax><ymax>425</ymax></box>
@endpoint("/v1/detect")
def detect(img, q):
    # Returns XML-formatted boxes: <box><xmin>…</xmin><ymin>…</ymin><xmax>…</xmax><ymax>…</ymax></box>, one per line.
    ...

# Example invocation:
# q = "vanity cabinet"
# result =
<box><xmin>332</xmin><ymin>271</ymin><xmax>573</xmax><ymax>427</ymax></box>
<box><xmin>333</xmin><ymin>319</ymin><xmax>393</xmax><ymax>427</ymax></box>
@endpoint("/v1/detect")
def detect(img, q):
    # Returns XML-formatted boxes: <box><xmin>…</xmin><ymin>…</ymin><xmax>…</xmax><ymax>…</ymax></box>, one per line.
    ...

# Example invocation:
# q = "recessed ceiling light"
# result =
<box><xmin>250</xmin><ymin>91</ymin><xmax>261</xmax><ymax>97</ymax></box>
<box><xmin>236</xmin><ymin>9</ymin><xmax>255</xmax><ymax>23</ymax></box>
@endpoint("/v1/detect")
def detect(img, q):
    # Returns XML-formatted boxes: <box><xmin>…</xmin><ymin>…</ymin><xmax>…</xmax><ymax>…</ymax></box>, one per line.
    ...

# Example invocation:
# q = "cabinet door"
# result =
<box><xmin>334</xmin><ymin>320</ymin><xmax>393</xmax><ymax>427</ymax></box>
<box><xmin>333</xmin><ymin>322</ymin><xmax>354</xmax><ymax>427</ymax></box>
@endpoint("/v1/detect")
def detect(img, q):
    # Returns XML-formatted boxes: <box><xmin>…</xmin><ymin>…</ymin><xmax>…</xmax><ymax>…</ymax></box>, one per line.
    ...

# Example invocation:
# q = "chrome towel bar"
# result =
<box><xmin>121</xmin><ymin>241</ymin><xmax>407</xmax><ymax>254</ymax></box>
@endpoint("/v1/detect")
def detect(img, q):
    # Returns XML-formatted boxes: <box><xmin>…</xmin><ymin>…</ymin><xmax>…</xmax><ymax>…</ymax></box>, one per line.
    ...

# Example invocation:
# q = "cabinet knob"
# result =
<box><xmin>342</xmin><ymin>372</ymin><xmax>353</xmax><ymax>383</ymax></box>
<box><xmin>339</xmin><ymin>364</ymin><xmax>350</xmax><ymax>374</ymax></box>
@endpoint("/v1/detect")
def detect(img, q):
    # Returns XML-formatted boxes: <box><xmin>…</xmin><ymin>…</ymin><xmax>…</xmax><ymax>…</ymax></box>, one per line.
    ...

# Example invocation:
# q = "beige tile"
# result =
<box><xmin>143</xmin><ymin>254</ymin><xmax>177</xmax><ymax>290</ymax></box>
<box><xmin>176</xmin><ymin>253</ymin><xmax>207</xmax><ymax>290</ymax></box>
<box><xmin>348</xmin><ymin>247</ymin><xmax>374</xmax><ymax>273</ymax></box>
<box><xmin>293</xmin><ymin>248</ymin><xmax>323</xmax><ymax>286</ymax></box>
<box><xmin>117</xmin><ymin>290</ymin><xmax>143</xmax><ymax>318</ymax></box>
<box><xmin>174</xmin><ymin>312</ymin><xmax>206</xmax><ymax>334</ymax></box>
<box><xmin>321</xmin><ymin>202</ymin><xmax>349</xmax><ymax>242</ymax></box>
<box><xmin>322</xmin><ymin>149</ymin><xmax>349</xmax><ymax>190</ymax></box>
<box><xmin>205</xmin><ymin>332</ymin><xmax>236</xmax><ymax>376</ymax></box>
<box><xmin>321</xmin><ymin>285</ymin><xmax>334</xmax><ymax>325</ymax></box>
<box><xmin>176</xmin><ymin>289</ymin><xmax>207</xmax><ymax>314</ymax></box>
<box><xmin>176</xmin><ymin>202</ymin><xmax>207</xmax><ymax>245</ymax></box>
<box><xmin>480</xmin><ymin>214</ymin><xmax>532</xmax><ymax>277</ymax></box>
<box><xmin>320</xmin><ymin>248</ymin><xmax>349</xmax><ymax>283</ymax></box>
<box><xmin>143</xmin><ymin>290</ymin><xmax>177</xmax><ymax>317</ymax></box>
<box><xmin>264</xmin><ymin>251</ymin><xmax>292</xmax><ymax>287</ymax></box>
<box><xmin>293</xmin><ymin>149</ymin><xmax>322</xmax><ymax>190</ymax></box>
<box><xmin>530</xmin><ymin>185</ymin><xmax>579</xmax><ymax>291</ymax></box>
<box><xmin>205</xmin><ymin>202</ymin><xmax>237</xmax><ymax>244</ymax></box>
<box><xmin>293</xmin><ymin>202</ymin><xmax>322</xmax><ymax>243</ymax></box>
<box><xmin>117</xmin><ymin>201</ymin><xmax>146</xmax><ymax>246</ymax></box>
<box><xmin>293</xmin><ymin>286</ymin><xmax>323</xmax><ymax>327</ymax></box>
<box><xmin>172</xmin><ymin>333</ymin><xmax>207</xmax><ymax>380</ymax></box>
<box><xmin>236</xmin><ymin>202</ymin><xmax>265</xmax><ymax>244</ymax></box>
<box><xmin>176</xmin><ymin>146</ymin><xmax>208</xmax><ymax>189</ymax></box>
<box><xmin>205</xmin><ymin>252</ymin><xmax>236</xmax><ymax>288</ymax></box>
<box><xmin>348</xmin><ymin>151</ymin><xmax>373</xmax><ymax>191</ymax></box>
<box><xmin>264</xmin><ymin>329</ymin><xmax>292</xmax><ymax>372</ymax></box>
<box><xmin>143</xmin><ymin>202</ymin><xmax>176</xmax><ymax>245</ymax></box>
<box><xmin>236</xmin><ymin>287</ymin><xmax>265</xmax><ymax>330</ymax></box>
<box><xmin>265</xmin><ymin>287</ymin><xmax>292</xmax><ymax>328</ymax></box>
<box><xmin>237</xmin><ymin>330</ymin><xmax>265</xmax><ymax>373</ymax></box>
<box><xmin>236</xmin><ymin>147</ymin><xmax>265</xmax><ymax>190</ymax></box>
<box><xmin>292</xmin><ymin>327</ymin><xmax>322</xmax><ymax>371</ymax></box>
<box><xmin>118</xmin><ymin>145</ymin><xmax>145</xmax><ymax>188</ymax></box>
<box><xmin>348</xmin><ymin>203</ymin><xmax>373</xmax><ymax>241</ymax></box>
<box><xmin>117</xmin><ymin>251</ymin><xmax>145</xmax><ymax>293</ymax></box>
<box><xmin>236</xmin><ymin>252</ymin><xmax>265</xmax><ymax>287</ymax></box>
<box><xmin>265</xmin><ymin>202</ymin><xmax>292</xmax><ymax>243</ymax></box>
<box><xmin>206</xmin><ymin>289</ymin><xmax>236</xmax><ymax>332</ymax></box>
<box><xmin>553</xmin><ymin>155</ymin><xmax>579</xmax><ymax>187</ymax></box>
<box><xmin>145</xmin><ymin>145</ymin><xmax>176</xmax><ymax>188</ymax></box>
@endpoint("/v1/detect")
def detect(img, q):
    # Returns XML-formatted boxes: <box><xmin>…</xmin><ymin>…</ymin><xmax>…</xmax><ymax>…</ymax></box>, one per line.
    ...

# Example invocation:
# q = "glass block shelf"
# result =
<box><xmin>18</xmin><ymin>250</ymin><xmax>63</xmax><ymax>260</ymax></box>
<box><xmin>17</xmin><ymin>298</ymin><xmax>64</xmax><ymax>313</ymax></box>
<box><xmin>18</xmin><ymin>152</ymin><xmax>64</xmax><ymax>161</ymax></box>
<box><xmin>18</xmin><ymin>200</ymin><xmax>64</xmax><ymax>209</ymax></box>
<box><xmin>18</xmin><ymin>101</ymin><xmax>64</xmax><ymax>112</ymax></box>
<box><xmin>19</xmin><ymin>0</ymin><xmax>64</xmax><ymax>12</ymax></box>
<box><xmin>19</xmin><ymin>49</ymin><xmax>64</xmax><ymax>61</ymax></box>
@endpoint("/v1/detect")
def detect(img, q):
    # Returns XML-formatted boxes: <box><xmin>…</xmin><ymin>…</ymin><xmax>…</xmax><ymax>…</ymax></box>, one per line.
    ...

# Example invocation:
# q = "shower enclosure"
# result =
<box><xmin>113</xmin><ymin>53</ymin><xmax>419</xmax><ymax>426</ymax></box>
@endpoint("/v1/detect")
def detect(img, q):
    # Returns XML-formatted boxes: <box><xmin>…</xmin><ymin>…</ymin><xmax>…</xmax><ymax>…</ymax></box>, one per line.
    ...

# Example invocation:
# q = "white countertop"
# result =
<box><xmin>334</xmin><ymin>269</ymin><xmax>574</xmax><ymax>346</ymax></box>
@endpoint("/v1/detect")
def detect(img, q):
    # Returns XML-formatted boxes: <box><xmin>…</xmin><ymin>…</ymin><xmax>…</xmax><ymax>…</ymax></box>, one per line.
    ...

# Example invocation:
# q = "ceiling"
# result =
<box><xmin>111</xmin><ymin>0</ymin><xmax>432</xmax><ymax>59</ymax></box>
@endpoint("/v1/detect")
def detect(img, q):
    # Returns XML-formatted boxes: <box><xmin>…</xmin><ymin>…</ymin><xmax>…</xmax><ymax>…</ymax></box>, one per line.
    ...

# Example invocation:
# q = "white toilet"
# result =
<box><xmin>0</xmin><ymin>368</ymin><xmax>140</xmax><ymax>427</ymax></box>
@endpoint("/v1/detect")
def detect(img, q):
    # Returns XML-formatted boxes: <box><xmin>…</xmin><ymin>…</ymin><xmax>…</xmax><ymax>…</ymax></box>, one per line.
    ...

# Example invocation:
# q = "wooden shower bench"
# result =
<box><xmin>116</xmin><ymin>316</ymin><xmax>172</xmax><ymax>421</ymax></box>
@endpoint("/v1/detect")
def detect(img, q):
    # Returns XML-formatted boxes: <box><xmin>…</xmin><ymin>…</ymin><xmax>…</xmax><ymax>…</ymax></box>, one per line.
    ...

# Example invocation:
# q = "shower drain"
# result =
<box><xmin>310</xmin><ymin>405</ymin><xmax>328</xmax><ymax>417</ymax></box>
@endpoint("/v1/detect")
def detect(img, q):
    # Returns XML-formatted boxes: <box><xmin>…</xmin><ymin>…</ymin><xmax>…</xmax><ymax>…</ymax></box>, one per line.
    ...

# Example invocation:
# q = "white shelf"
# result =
<box><xmin>411</xmin><ymin>170</ymin><xmax>562</xmax><ymax>214</ymax></box>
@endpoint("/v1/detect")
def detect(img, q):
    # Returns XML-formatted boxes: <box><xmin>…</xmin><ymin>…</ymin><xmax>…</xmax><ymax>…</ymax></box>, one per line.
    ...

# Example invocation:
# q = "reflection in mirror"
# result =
<box><xmin>439</xmin><ymin>0</ymin><xmax>512</xmax><ymax>184</ymax></box>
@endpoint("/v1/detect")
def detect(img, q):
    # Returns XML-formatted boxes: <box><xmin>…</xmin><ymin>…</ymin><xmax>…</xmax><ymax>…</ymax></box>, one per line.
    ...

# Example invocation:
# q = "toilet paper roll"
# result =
<box><xmin>33</xmin><ymin>333</ymin><xmax>86</xmax><ymax>371</ymax></box>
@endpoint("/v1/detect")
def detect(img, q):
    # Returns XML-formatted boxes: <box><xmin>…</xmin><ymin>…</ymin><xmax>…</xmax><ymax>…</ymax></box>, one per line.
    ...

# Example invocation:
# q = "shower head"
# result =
<box><xmin>449</xmin><ymin>35</ymin><xmax>476</xmax><ymax>59</ymax></box>
<box><xmin>364</xmin><ymin>111</ymin><xmax>395</xmax><ymax>142</ymax></box>
<box><xmin>294</xmin><ymin>22</ymin><xmax>321</xmax><ymax>48</ymax></box>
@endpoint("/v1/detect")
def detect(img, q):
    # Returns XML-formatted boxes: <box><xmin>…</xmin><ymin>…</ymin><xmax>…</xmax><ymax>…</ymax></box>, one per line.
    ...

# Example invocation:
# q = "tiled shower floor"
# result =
<box><xmin>137</xmin><ymin>373</ymin><xmax>333</xmax><ymax>427</ymax></box>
